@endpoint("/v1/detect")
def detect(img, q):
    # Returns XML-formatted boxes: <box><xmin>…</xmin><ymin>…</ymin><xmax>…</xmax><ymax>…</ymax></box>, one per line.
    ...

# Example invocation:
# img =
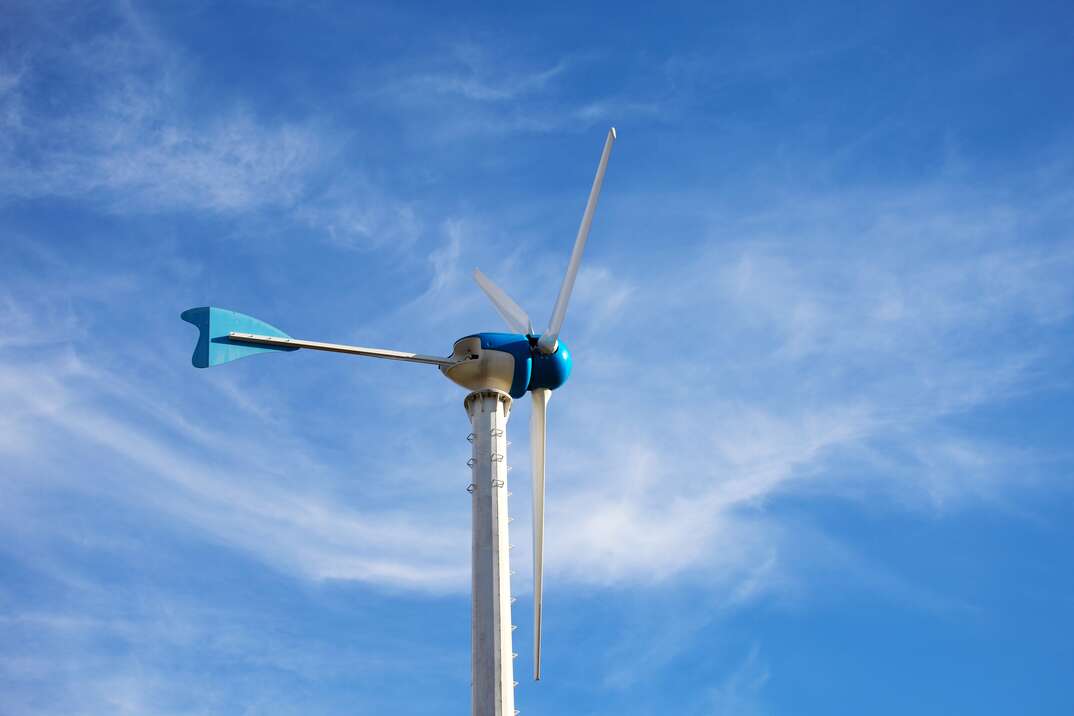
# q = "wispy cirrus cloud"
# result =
<box><xmin>401</xmin><ymin>45</ymin><xmax>570</xmax><ymax>103</ymax></box>
<box><xmin>147</xmin><ymin>163</ymin><xmax>1074</xmax><ymax>603</ymax></box>
<box><xmin>0</xmin><ymin>3</ymin><xmax>422</xmax><ymax>250</ymax></box>
<box><xmin>704</xmin><ymin>644</ymin><xmax>770</xmax><ymax>716</ymax></box>
<box><xmin>0</xmin><ymin>348</ymin><xmax>470</xmax><ymax>591</ymax></box>
<box><xmin>2</xmin><ymin>0</ymin><xmax>1071</xmax><ymax>614</ymax></box>
<box><xmin>3</xmin><ymin>2</ymin><xmax>1071</xmax><ymax>713</ymax></box>
<box><xmin>308</xmin><ymin>163</ymin><xmax>1073</xmax><ymax>599</ymax></box>
<box><xmin>530</xmin><ymin>175</ymin><xmax>1074</xmax><ymax>595</ymax></box>
<box><xmin>0</xmin><ymin>10</ymin><xmax>319</xmax><ymax>213</ymax></box>
<box><xmin>362</xmin><ymin>45</ymin><xmax>658</xmax><ymax>139</ymax></box>
<box><xmin>3</xmin><ymin>134</ymin><xmax>1070</xmax><ymax>612</ymax></box>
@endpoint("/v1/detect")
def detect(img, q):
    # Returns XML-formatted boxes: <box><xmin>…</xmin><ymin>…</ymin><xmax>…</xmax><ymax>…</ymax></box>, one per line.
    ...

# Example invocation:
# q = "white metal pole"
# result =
<box><xmin>465</xmin><ymin>390</ymin><xmax>516</xmax><ymax>716</ymax></box>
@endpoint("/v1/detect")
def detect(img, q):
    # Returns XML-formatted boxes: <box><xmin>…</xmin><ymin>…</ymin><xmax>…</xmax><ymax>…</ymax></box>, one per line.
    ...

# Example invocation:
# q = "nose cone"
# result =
<box><xmin>529</xmin><ymin>338</ymin><xmax>571</xmax><ymax>392</ymax></box>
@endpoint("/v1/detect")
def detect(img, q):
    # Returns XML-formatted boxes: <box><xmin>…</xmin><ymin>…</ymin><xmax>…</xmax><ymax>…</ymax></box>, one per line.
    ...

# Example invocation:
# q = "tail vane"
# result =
<box><xmin>180</xmin><ymin>307</ymin><xmax>298</xmax><ymax>368</ymax></box>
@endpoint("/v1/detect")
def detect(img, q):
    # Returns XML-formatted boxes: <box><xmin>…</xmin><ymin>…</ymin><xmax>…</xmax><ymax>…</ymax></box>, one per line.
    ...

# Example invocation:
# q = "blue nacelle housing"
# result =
<box><xmin>459</xmin><ymin>332</ymin><xmax>572</xmax><ymax>398</ymax></box>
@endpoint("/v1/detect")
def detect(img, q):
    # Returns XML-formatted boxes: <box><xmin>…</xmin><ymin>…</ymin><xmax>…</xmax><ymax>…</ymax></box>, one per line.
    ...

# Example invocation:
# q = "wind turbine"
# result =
<box><xmin>181</xmin><ymin>127</ymin><xmax>616</xmax><ymax>715</ymax></box>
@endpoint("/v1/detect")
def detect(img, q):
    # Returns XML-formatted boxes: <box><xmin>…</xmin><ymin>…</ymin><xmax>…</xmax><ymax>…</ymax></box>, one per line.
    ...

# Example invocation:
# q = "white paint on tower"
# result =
<box><xmin>465</xmin><ymin>390</ymin><xmax>516</xmax><ymax>716</ymax></box>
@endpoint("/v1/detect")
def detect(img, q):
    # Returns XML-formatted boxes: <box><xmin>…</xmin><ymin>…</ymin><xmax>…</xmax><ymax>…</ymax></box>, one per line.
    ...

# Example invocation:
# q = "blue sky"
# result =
<box><xmin>2</xmin><ymin>1</ymin><xmax>1073</xmax><ymax>713</ymax></box>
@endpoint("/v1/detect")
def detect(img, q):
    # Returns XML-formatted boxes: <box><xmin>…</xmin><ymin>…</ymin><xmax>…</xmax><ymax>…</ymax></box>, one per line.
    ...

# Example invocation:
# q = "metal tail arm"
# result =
<box><xmin>228</xmin><ymin>332</ymin><xmax>456</xmax><ymax>367</ymax></box>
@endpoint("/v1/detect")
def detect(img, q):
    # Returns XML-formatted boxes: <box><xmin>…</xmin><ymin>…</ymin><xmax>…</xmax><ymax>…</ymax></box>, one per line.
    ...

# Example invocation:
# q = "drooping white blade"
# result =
<box><xmin>538</xmin><ymin>127</ymin><xmax>617</xmax><ymax>354</ymax></box>
<box><xmin>530</xmin><ymin>388</ymin><xmax>550</xmax><ymax>680</ymax></box>
<box><xmin>474</xmin><ymin>268</ymin><xmax>533</xmax><ymax>335</ymax></box>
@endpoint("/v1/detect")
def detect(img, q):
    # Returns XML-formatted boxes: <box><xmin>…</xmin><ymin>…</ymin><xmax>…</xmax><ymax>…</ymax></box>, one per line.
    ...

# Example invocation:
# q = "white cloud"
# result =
<box><xmin>91</xmin><ymin>114</ymin><xmax>321</xmax><ymax>212</ymax></box>
<box><xmin>522</xmin><ymin>178</ymin><xmax>1074</xmax><ymax>597</ymax></box>
<box><xmin>402</xmin><ymin>45</ymin><xmax>569</xmax><ymax>103</ymax></box>
<box><xmin>292</xmin><ymin>174</ymin><xmax>425</xmax><ymax>250</ymax></box>
<box><xmin>0</xmin><ymin>2</ymin><xmax>418</xmax><ymax>250</ymax></box>
<box><xmin>2</xmin><ymin>5</ymin><xmax>1071</xmax><ymax>610</ymax></box>
<box><xmin>3</xmin><ymin>169</ymin><xmax>1069</xmax><ymax>611</ymax></box>
<box><xmin>0</xmin><ymin>11</ymin><xmax>321</xmax><ymax>213</ymax></box>
<box><xmin>363</xmin><ymin>46</ymin><xmax>656</xmax><ymax>139</ymax></box>
<box><xmin>705</xmin><ymin>644</ymin><xmax>770</xmax><ymax>716</ymax></box>
<box><xmin>0</xmin><ymin>351</ymin><xmax>469</xmax><ymax>592</ymax></box>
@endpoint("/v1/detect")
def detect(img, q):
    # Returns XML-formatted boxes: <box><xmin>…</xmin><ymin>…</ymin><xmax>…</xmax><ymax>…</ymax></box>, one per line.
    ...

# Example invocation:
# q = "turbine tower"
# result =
<box><xmin>181</xmin><ymin>128</ymin><xmax>616</xmax><ymax>715</ymax></box>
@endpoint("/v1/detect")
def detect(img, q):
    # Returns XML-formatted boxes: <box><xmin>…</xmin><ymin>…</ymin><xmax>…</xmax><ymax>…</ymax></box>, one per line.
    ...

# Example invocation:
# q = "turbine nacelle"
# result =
<box><xmin>442</xmin><ymin>333</ymin><xmax>571</xmax><ymax>399</ymax></box>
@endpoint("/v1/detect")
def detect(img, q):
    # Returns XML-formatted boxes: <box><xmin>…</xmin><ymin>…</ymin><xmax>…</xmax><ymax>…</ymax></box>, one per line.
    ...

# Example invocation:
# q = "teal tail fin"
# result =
<box><xmin>181</xmin><ymin>307</ymin><xmax>299</xmax><ymax>368</ymax></box>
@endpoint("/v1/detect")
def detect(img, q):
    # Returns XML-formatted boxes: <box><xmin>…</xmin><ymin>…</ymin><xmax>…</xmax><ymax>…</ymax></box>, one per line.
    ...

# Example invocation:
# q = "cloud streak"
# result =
<box><xmin>531</xmin><ymin>175</ymin><xmax>1074</xmax><ymax>596</ymax></box>
<box><xmin>0</xmin><ymin>347</ymin><xmax>470</xmax><ymax>592</ymax></box>
<box><xmin>0</xmin><ymin>9</ymin><xmax>319</xmax><ymax>213</ymax></box>
<box><xmin>1</xmin><ymin>0</ymin><xmax>1071</xmax><ymax>621</ymax></box>
<box><xmin>0</xmin><ymin>3</ymin><xmax>423</xmax><ymax>251</ymax></box>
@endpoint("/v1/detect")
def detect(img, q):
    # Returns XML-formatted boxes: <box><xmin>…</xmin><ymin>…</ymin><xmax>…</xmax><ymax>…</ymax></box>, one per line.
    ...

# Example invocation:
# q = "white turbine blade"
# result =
<box><xmin>474</xmin><ymin>268</ymin><xmax>533</xmax><ymax>335</ymax></box>
<box><xmin>538</xmin><ymin>127</ymin><xmax>616</xmax><ymax>353</ymax></box>
<box><xmin>530</xmin><ymin>388</ymin><xmax>550</xmax><ymax>680</ymax></box>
